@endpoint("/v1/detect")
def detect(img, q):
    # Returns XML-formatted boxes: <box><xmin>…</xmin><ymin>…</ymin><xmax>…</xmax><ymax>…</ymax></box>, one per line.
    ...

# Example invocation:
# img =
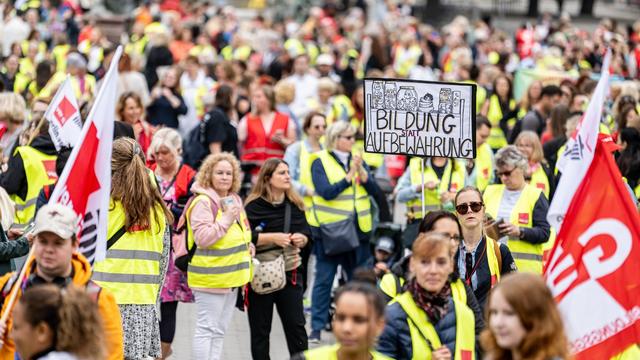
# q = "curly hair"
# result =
<box><xmin>196</xmin><ymin>152</ymin><xmax>242</xmax><ymax>194</ymax></box>
<box><xmin>111</xmin><ymin>137</ymin><xmax>173</xmax><ymax>229</ymax></box>
<box><xmin>19</xmin><ymin>284</ymin><xmax>105</xmax><ymax>360</ymax></box>
<box><xmin>481</xmin><ymin>273</ymin><xmax>570</xmax><ymax>360</ymax></box>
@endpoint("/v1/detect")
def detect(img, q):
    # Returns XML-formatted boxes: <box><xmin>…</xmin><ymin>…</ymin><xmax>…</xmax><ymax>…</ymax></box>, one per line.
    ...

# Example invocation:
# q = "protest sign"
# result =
<box><xmin>363</xmin><ymin>79</ymin><xmax>476</xmax><ymax>159</ymax></box>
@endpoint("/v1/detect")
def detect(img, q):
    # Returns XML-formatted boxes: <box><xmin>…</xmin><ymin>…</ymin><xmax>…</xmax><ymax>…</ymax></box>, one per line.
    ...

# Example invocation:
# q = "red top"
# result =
<box><xmin>241</xmin><ymin>112</ymin><xmax>289</xmax><ymax>165</ymax></box>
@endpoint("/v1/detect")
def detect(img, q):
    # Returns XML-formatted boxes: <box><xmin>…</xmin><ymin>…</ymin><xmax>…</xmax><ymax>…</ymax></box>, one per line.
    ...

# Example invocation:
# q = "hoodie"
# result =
<box><xmin>0</xmin><ymin>253</ymin><xmax>124</xmax><ymax>360</ymax></box>
<box><xmin>188</xmin><ymin>181</ymin><xmax>247</xmax><ymax>292</ymax></box>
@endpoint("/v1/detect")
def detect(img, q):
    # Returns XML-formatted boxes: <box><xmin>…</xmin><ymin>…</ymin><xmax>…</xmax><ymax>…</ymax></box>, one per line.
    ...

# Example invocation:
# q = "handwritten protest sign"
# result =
<box><xmin>364</xmin><ymin>79</ymin><xmax>477</xmax><ymax>159</ymax></box>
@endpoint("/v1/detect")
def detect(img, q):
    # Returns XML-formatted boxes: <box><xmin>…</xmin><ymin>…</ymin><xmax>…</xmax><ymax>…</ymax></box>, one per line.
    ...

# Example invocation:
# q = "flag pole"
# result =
<box><xmin>0</xmin><ymin>242</ymin><xmax>36</xmax><ymax>330</ymax></box>
<box><xmin>421</xmin><ymin>157</ymin><xmax>425</xmax><ymax>219</ymax></box>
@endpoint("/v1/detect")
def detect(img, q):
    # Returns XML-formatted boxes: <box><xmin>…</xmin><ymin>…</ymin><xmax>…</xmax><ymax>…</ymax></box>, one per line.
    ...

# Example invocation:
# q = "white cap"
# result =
<box><xmin>33</xmin><ymin>204</ymin><xmax>80</xmax><ymax>240</ymax></box>
<box><xmin>316</xmin><ymin>53</ymin><xmax>334</xmax><ymax>66</ymax></box>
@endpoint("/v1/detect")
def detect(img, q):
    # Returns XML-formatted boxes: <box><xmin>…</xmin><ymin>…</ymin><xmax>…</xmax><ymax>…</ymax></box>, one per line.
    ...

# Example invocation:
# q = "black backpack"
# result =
<box><xmin>183</xmin><ymin>113</ymin><xmax>211</xmax><ymax>169</ymax></box>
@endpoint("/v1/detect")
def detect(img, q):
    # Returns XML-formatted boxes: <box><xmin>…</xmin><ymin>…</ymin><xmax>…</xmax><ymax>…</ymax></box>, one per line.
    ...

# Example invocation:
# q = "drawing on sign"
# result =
<box><xmin>364</xmin><ymin>79</ymin><xmax>476</xmax><ymax>159</ymax></box>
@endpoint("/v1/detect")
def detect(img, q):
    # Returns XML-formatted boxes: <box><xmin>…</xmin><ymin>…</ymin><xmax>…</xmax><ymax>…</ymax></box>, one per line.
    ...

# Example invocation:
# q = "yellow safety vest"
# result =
<box><xmin>70</xmin><ymin>74</ymin><xmax>96</xmax><ymax>102</ymax></box>
<box><xmin>12</xmin><ymin>72</ymin><xmax>32</xmax><ymax>95</ymax></box>
<box><xmin>485</xmin><ymin>237</ymin><xmax>501</xmax><ymax>285</ymax></box>
<box><xmin>11</xmin><ymin>147</ymin><xmax>57</xmax><ymax>225</ymax></box>
<box><xmin>18</xmin><ymin>58</ymin><xmax>35</xmax><ymax>78</ymax></box>
<box><xmin>308</xmin><ymin>150</ymin><xmax>372</xmax><ymax>232</ymax></box>
<box><xmin>299</xmin><ymin>142</ymin><xmax>319</xmax><ymax>225</ymax></box>
<box><xmin>52</xmin><ymin>44</ymin><xmax>70</xmax><ymax>73</ymax></box>
<box><xmin>125</xmin><ymin>35</ymin><xmax>149</xmax><ymax>57</ymax></box>
<box><xmin>406</xmin><ymin>158</ymin><xmax>466</xmax><ymax>219</ymax></box>
<box><xmin>394</xmin><ymin>45</ymin><xmax>422</xmax><ymax>78</ymax></box>
<box><xmin>379</xmin><ymin>272</ymin><xmax>405</xmax><ymax>300</ymax></box>
<box><xmin>328</xmin><ymin>94</ymin><xmax>355</xmax><ymax>125</ymax></box>
<box><xmin>186</xmin><ymin>195</ymin><xmax>252</xmax><ymax>289</ymax></box>
<box><xmin>395</xmin><ymin>291</ymin><xmax>476</xmax><ymax>360</ymax></box>
<box><xmin>475</xmin><ymin>143</ymin><xmax>493</xmax><ymax>192</ymax></box>
<box><xmin>611</xmin><ymin>344</ymin><xmax>640</xmax><ymax>360</ymax></box>
<box><xmin>529</xmin><ymin>164</ymin><xmax>550</xmax><ymax>199</ymax></box>
<box><xmin>92</xmin><ymin>200</ymin><xmax>166</xmax><ymax>305</ymax></box>
<box><xmin>460</xmin><ymin>80</ymin><xmax>485</xmax><ymax>114</ymax></box>
<box><xmin>486</xmin><ymin>95</ymin><xmax>516</xmax><ymax>150</ymax></box>
<box><xmin>221</xmin><ymin>45</ymin><xmax>252</xmax><ymax>61</ymax></box>
<box><xmin>635</xmin><ymin>183</ymin><xmax>640</xmax><ymax>200</ymax></box>
<box><xmin>303</xmin><ymin>344</ymin><xmax>393</xmax><ymax>360</ymax></box>
<box><xmin>450</xmin><ymin>278</ymin><xmax>467</xmax><ymax>304</ymax></box>
<box><xmin>483</xmin><ymin>184</ymin><xmax>546</xmax><ymax>273</ymax></box>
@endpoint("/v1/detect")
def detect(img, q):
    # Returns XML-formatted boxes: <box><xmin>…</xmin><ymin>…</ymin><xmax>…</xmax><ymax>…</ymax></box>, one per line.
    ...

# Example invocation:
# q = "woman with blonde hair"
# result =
<box><xmin>92</xmin><ymin>137</ymin><xmax>172</xmax><ymax>359</ymax></box>
<box><xmin>148</xmin><ymin>127</ymin><xmax>196</xmax><ymax>359</ymax></box>
<box><xmin>481</xmin><ymin>272</ymin><xmax>570</xmax><ymax>360</ymax></box>
<box><xmin>0</xmin><ymin>92</ymin><xmax>27</xmax><ymax>158</ymax></box>
<box><xmin>185</xmin><ymin>153</ymin><xmax>254</xmax><ymax>360</ymax></box>
<box><xmin>245</xmin><ymin>158</ymin><xmax>311</xmax><ymax>359</ymax></box>
<box><xmin>12</xmin><ymin>285</ymin><xmax>106</xmax><ymax>360</ymax></box>
<box><xmin>515</xmin><ymin>131</ymin><xmax>555</xmax><ymax>200</ymax></box>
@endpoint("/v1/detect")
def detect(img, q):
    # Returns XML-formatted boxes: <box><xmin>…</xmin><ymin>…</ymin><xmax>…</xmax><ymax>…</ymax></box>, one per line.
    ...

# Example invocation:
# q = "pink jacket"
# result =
<box><xmin>188</xmin><ymin>182</ymin><xmax>246</xmax><ymax>292</ymax></box>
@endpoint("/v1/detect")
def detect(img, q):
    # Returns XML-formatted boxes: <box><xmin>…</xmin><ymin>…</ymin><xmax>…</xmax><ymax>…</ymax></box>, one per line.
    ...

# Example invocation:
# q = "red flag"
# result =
<box><xmin>49</xmin><ymin>46</ymin><xmax>123</xmax><ymax>264</ymax></box>
<box><xmin>544</xmin><ymin>135</ymin><xmax>640</xmax><ymax>359</ymax></box>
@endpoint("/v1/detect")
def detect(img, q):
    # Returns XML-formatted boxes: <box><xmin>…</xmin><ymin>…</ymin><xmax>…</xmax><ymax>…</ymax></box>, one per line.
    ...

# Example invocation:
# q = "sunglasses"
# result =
<box><xmin>497</xmin><ymin>168</ymin><xmax>516</xmax><ymax>178</ymax></box>
<box><xmin>456</xmin><ymin>202</ymin><xmax>484</xmax><ymax>215</ymax></box>
<box><xmin>340</xmin><ymin>135</ymin><xmax>355</xmax><ymax>140</ymax></box>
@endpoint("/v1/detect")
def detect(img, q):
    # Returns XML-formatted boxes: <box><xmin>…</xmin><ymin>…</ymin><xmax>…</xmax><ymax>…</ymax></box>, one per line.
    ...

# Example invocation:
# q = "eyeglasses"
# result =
<box><xmin>497</xmin><ymin>168</ymin><xmax>516</xmax><ymax>178</ymax></box>
<box><xmin>439</xmin><ymin>232</ymin><xmax>461</xmax><ymax>243</ymax></box>
<box><xmin>340</xmin><ymin>135</ymin><xmax>355</xmax><ymax>140</ymax></box>
<box><xmin>456</xmin><ymin>202</ymin><xmax>484</xmax><ymax>215</ymax></box>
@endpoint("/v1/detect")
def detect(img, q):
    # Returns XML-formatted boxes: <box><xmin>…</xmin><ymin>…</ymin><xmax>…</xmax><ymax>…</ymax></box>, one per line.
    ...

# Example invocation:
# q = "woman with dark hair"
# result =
<box><xmin>542</xmin><ymin>104</ymin><xmax>571</xmax><ymax>168</ymax></box>
<box><xmin>617</xmin><ymin>127</ymin><xmax>640</xmax><ymax>200</ymax></box>
<box><xmin>481</xmin><ymin>273</ymin><xmax>570</xmax><ymax>360</ymax></box>
<box><xmin>245</xmin><ymin>158</ymin><xmax>311</xmax><ymax>359</ymax></box>
<box><xmin>147</xmin><ymin>66</ymin><xmax>188</xmax><ymax>129</ymax></box>
<box><xmin>204</xmin><ymin>84</ymin><xmax>240</xmax><ymax>158</ymax></box>
<box><xmin>482</xmin><ymin>75</ymin><xmax>517</xmax><ymax>151</ymax></box>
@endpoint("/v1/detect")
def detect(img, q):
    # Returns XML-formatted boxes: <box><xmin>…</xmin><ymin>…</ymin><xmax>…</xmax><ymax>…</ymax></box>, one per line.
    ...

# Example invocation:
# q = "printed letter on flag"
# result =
<box><xmin>547</xmin><ymin>50</ymin><xmax>611</xmax><ymax>231</ymax></box>
<box><xmin>44</xmin><ymin>78</ymin><xmax>82</xmax><ymax>150</ymax></box>
<box><xmin>545</xmin><ymin>136</ymin><xmax>640</xmax><ymax>360</ymax></box>
<box><xmin>49</xmin><ymin>46</ymin><xmax>123</xmax><ymax>264</ymax></box>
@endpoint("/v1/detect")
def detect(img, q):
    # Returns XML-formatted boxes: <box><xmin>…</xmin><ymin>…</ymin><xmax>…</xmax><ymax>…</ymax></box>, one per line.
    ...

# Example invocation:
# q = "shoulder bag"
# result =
<box><xmin>250</xmin><ymin>202</ymin><xmax>288</xmax><ymax>294</ymax></box>
<box><xmin>312</xmin><ymin>187</ymin><xmax>359</xmax><ymax>256</ymax></box>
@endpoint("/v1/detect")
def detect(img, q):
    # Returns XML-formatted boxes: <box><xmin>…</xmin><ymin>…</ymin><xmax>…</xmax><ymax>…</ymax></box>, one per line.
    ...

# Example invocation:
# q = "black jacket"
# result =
<box><xmin>0</xmin><ymin>223</ymin><xmax>29</xmax><ymax>276</ymax></box>
<box><xmin>0</xmin><ymin>134</ymin><xmax>57</xmax><ymax>201</ymax></box>
<box><xmin>455</xmin><ymin>237</ymin><xmax>517</xmax><ymax>309</ymax></box>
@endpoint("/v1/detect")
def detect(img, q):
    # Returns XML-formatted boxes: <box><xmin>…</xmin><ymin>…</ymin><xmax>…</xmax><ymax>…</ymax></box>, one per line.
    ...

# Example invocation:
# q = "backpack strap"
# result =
<box><xmin>183</xmin><ymin>195</ymin><xmax>219</xmax><ymax>261</ymax></box>
<box><xmin>106</xmin><ymin>226</ymin><xmax>126</xmax><ymax>250</ymax></box>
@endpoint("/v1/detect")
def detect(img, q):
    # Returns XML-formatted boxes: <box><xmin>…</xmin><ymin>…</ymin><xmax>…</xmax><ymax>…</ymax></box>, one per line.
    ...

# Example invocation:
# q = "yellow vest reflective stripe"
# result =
<box><xmin>379</xmin><ymin>273</ymin><xmax>404</xmax><ymax>300</ymax></box>
<box><xmin>529</xmin><ymin>165</ymin><xmax>550</xmax><ymax>199</ymax></box>
<box><xmin>299</xmin><ymin>142</ymin><xmax>319</xmax><ymax>226</ymax></box>
<box><xmin>310</xmin><ymin>151</ymin><xmax>372</xmax><ymax>232</ymax></box>
<box><xmin>483</xmin><ymin>184</ymin><xmax>544</xmax><ymax>273</ymax></box>
<box><xmin>634</xmin><ymin>183</ymin><xmax>640</xmax><ymax>200</ymax></box>
<box><xmin>475</xmin><ymin>143</ymin><xmax>493</xmax><ymax>192</ymax></box>
<box><xmin>186</xmin><ymin>195</ymin><xmax>252</xmax><ymax>289</ymax></box>
<box><xmin>11</xmin><ymin>147</ymin><xmax>57</xmax><ymax>224</ymax></box>
<box><xmin>407</xmin><ymin>158</ymin><xmax>466</xmax><ymax>219</ymax></box>
<box><xmin>92</xmin><ymin>200</ymin><xmax>166</xmax><ymax>305</ymax></box>
<box><xmin>221</xmin><ymin>45</ymin><xmax>252</xmax><ymax>61</ymax></box>
<box><xmin>485</xmin><ymin>238</ymin><xmax>501</xmax><ymax>286</ymax></box>
<box><xmin>303</xmin><ymin>344</ymin><xmax>393</xmax><ymax>360</ymax></box>
<box><xmin>486</xmin><ymin>95</ymin><xmax>516</xmax><ymax>150</ymax></box>
<box><xmin>451</xmin><ymin>279</ymin><xmax>467</xmax><ymax>304</ymax></box>
<box><xmin>395</xmin><ymin>291</ymin><xmax>475</xmax><ymax>360</ymax></box>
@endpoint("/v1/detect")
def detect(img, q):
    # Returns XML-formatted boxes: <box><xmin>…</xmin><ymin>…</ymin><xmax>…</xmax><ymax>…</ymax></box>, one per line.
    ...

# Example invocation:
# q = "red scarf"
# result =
<box><xmin>408</xmin><ymin>278</ymin><xmax>451</xmax><ymax>324</ymax></box>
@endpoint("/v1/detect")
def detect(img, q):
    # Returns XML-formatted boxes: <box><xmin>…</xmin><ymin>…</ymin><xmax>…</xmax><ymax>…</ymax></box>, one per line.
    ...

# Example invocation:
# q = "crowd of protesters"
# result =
<box><xmin>0</xmin><ymin>0</ymin><xmax>638</xmax><ymax>359</ymax></box>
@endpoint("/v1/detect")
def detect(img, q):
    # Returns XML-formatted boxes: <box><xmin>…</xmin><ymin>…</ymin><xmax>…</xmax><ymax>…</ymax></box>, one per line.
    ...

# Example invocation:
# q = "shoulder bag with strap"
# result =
<box><xmin>311</xmin><ymin>180</ymin><xmax>359</xmax><ymax>256</ymax></box>
<box><xmin>174</xmin><ymin>195</ymin><xmax>217</xmax><ymax>272</ymax></box>
<box><xmin>250</xmin><ymin>201</ymin><xmax>288</xmax><ymax>294</ymax></box>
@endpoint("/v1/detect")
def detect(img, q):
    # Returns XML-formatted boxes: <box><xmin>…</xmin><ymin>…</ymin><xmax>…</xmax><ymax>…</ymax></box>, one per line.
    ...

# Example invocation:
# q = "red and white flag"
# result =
<box><xmin>545</xmin><ymin>135</ymin><xmax>640</xmax><ymax>360</ymax></box>
<box><xmin>44</xmin><ymin>78</ymin><xmax>82</xmax><ymax>150</ymax></box>
<box><xmin>548</xmin><ymin>49</ymin><xmax>611</xmax><ymax>231</ymax></box>
<box><xmin>49</xmin><ymin>46</ymin><xmax>123</xmax><ymax>264</ymax></box>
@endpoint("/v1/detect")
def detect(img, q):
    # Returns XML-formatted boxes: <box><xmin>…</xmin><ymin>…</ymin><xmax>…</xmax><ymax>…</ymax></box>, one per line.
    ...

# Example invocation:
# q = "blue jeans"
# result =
<box><xmin>310</xmin><ymin>227</ymin><xmax>372</xmax><ymax>332</ymax></box>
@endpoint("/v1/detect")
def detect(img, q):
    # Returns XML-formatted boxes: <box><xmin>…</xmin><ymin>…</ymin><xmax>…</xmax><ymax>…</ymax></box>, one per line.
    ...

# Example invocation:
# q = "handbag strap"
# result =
<box><xmin>284</xmin><ymin>201</ymin><xmax>292</xmax><ymax>233</ymax></box>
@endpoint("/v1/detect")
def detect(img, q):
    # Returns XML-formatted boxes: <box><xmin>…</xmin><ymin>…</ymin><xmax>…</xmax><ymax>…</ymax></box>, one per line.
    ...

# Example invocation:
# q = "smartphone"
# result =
<box><xmin>221</xmin><ymin>196</ymin><xmax>235</xmax><ymax>211</ymax></box>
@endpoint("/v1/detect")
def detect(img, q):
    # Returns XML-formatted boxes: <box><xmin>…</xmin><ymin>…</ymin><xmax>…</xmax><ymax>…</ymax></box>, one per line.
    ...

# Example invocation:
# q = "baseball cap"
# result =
<box><xmin>375</xmin><ymin>236</ymin><xmax>395</xmax><ymax>254</ymax></box>
<box><xmin>33</xmin><ymin>204</ymin><xmax>80</xmax><ymax>240</ymax></box>
<box><xmin>316</xmin><ymin>53</ymin><xmax>334</xmax><ymax>66</ymax></box>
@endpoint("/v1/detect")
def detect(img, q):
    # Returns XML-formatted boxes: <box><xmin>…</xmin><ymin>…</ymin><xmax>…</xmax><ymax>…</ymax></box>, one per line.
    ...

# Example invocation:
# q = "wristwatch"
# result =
<box><xmin>518</xmin><ymin>228</ymin><xmax>526</xmax><ymax>240</ymax></box>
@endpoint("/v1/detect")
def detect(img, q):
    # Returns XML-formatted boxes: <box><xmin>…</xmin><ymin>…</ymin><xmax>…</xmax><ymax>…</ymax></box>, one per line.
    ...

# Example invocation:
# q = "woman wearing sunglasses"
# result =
<box><xmin>454</xmin><ymin>186</ymin><xmax>516</xmax><ymax>309</ymax></box>
<box><xmin>483</xmin><ymin>146</ymin><xmax>551</xmax><ymax>274</ymax></box>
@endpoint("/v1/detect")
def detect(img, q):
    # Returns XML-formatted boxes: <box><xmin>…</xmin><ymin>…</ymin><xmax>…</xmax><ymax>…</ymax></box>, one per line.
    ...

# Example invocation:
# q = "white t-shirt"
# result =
<box><xmin>496</xmin><ymin>189</ymin><xmax>522</xmax><ymax>244</ymax></box>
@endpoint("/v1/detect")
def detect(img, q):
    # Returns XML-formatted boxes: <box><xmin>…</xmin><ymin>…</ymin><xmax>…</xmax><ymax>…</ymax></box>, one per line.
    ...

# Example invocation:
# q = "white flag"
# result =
<box><xmin>44</xmin><ymin>78</ymin><xmax>82</xmax><ymax>150</ymax></box>
<box><xmin>547</xmin><ymin>49</ymin><xmax>611</xmax><ymax>231</ymax></box>
<box><xmin>50</xmin><ymin>46</ymin><xmax>123</xmax><ymax>264</ymax></box>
